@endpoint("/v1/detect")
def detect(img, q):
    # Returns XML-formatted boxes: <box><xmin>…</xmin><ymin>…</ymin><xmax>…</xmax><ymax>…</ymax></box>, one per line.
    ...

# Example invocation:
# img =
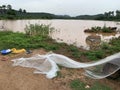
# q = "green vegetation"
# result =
<box><xmin>84</xmin><ymin>26</ymin><xmax>117</xmax><ymax>33</ymax></box>
<box><xmin>0</xmin><ymin>24</ymin><xmax>58</xmax><ymax>50</ymax></box>
<box><xmin>83</xmin><ymin>50</ymin><xmax>105</xmax><ymax>60</ymax></box>
<box><xmin>83</xmin><ymin>37</ymin><xmax>120</xmax><ymax>61</ymax></box>
<box><xmin>90</xmin><ymin>82</ymin><xmax>112</xmax><ymax>90</ymax></box>
<box><xmin>0</xmin><ymin>24</ymin><xmax>119</xmax><ymax>90</ymax></box>
<box><xmin>0</xmin><ymin>23</ymin><xmax>120</xmax><ymax>61</ymax></box>
<box><xmin>25</xmin><ymin>24</ymin><xmax>54</xmax><ymax>36</ymax></box>
<box><xmin>0</xmin><ymin>4</ymin><xmax>120</xmax><ymax>20</ymax></box>
<box><xmin>76</xmin><ymin>10</ymin><xmax>120</xmax><ymax>21</ymax></box>
<box><xmin>0</xmin><ymin>31</ymin><xmax>60</xmax><ymax>50</ymax></box>
<box><xmin>67</xmin><ymin>45</ymin><xmax>82</xmax><ymax>58</ymax></box>
<box><xmin>0</xmin><ymin>4</ymin><xmax>71</xmax><ymax>20</ymax></box>
<box><xmin>70</xmin><ymin>79</ymin><xmax>112</xmax><ymax>90</ymax></box>
<box><xmin>70</xmin><ymin>79</ymin><xmax>86</xmax><ymax>90</ymax></box>
<box><xmin>0</xmin><ymin>24</ymin><xmax>120</xmax><ymax>62</ymax></box>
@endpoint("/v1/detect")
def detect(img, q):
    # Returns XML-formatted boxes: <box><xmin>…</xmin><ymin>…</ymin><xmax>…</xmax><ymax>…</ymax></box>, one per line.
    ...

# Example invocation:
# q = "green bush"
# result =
<box><xmin>88</xmin><ymin>26</ymin><xmax>115</xmax><ymax>33</ymax></box>
<box><xmin>25</xmin><ymin>24</ymin><xmax>54</xmax><ymax>37</ymax></box>
<box><xmin>102</xmin><ymin>26</ymin><xmax>112</xmax><ymax>33</ymax></box>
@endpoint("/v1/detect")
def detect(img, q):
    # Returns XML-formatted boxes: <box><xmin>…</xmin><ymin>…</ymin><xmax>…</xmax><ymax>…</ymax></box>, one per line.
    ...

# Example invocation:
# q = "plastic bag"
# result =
<box><xmin>12</xmin><ymin>52</ymin><xmax>120</xmax><ymax>79</ymax></box>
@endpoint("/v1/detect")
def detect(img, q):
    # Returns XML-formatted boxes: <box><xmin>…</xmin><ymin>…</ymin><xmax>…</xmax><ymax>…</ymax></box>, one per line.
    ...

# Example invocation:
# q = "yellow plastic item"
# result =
<box><xmin>11</xmin><ymin>48</ymin><xmax>26</xmax><ymax>54</ymax></box>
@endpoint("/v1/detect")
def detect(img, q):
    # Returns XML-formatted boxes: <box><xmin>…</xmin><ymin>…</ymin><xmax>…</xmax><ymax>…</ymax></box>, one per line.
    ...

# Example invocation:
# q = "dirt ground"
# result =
<box><xmin>0</xmin><ymin>49</ymin><xmax>119</xmax><ymax>90</ymax></box>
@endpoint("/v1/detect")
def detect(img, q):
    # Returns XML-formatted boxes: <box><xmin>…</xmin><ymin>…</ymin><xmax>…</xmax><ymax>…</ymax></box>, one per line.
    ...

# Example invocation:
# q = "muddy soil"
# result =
<box><xmin>0</xmin><ymin>49</ymin><xmax>119</xmax><ymax>90</ymax></box>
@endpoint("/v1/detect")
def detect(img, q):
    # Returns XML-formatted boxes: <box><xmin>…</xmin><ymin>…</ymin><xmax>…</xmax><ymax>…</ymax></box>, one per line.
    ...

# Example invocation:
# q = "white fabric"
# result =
<box><xmin>12</xmin><ymin>52</ymin><xmax>120</xmax><ymax>79</ymax></box>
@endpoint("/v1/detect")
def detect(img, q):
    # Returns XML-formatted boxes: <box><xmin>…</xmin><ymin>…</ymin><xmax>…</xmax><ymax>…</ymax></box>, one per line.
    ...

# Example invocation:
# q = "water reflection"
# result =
<box><xmin>0</xmin><ymin>20</ymin><xmax>120</xmax><ymax>49</ymax></box>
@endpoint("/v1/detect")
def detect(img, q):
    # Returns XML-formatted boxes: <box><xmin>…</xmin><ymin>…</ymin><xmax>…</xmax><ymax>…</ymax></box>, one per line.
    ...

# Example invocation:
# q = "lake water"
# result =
<box><xmin>0</xmin><ymin>19</ymin><xmax>120</xmax><ymax>49</ymax></box>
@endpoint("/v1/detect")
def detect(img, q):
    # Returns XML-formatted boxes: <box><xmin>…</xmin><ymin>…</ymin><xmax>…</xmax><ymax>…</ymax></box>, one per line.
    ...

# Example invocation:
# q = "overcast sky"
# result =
<box><xmin>0</xmin><ymin>0</ymin><xmax>119</xmax><ymax>16</ymax></box>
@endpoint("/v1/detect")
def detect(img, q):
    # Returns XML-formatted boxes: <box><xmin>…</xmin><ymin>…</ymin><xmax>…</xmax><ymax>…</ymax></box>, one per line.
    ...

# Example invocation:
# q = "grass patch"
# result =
<box><xmin>90</xmin><ymin>82</ymin><xmax>112</xmax><ymax>90</ymax></box>
<box><xmin>0</xmin><ymin>24</ymin><xmax>59</xmax><ymax>51</ymax></box>
<box><xmin>83</xmin><ymin>50</ymin><xmax>105</xmax><ymax>60</ymax></box>
<box><xmin>0</xmin><ymin>30</ymin><xmax>59</xmax><ymax>51</ymax></box>
<box><xmin>67</xmin><ymin>45</ymin><xmax>82</xmax><ymax>58</ymax></box>
<box><xmin>70</xmin><ymin>79</ymin><xmax>86</xmax><ymax>90</ymax></box>
<box><xmin>25</xmin><ymin>24</ymin><xmax>54</xmax><ymax>36</ymax></box>
<box><xmin>70</xmin><ymin>79</ymin><xmax>112</xmax><ymax>90</ymax></box>
<box><xmin>0</xmin><ymin>24</ymin><xmax>120</xmax><ymax>62</ymax></box>
<box><xmin>85</xmin><ymin>26</ymin><xmax>116</xmax><ymax>33</ymax></box>
<box><xmin>0</xmin><ymin>30</ymin><xmax>120</xmax><ymax>62</ymax></box>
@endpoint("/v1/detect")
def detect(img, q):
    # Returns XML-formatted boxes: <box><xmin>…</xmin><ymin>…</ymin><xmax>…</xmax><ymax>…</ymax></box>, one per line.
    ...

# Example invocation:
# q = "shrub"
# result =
<box><xmin>85</xmin><ymin>26</ymin><xmax>115</xmax><ymax>33</ymax></box>
<box><xmin>25</xmin><ymin>24</ymin><xmax>54</xmax><ymax>37</ymax></box>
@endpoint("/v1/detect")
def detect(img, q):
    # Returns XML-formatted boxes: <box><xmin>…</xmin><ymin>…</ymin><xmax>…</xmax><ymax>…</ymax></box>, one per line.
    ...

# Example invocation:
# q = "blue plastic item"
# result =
<box><xmin>1</xmin><ymin>49</ymin><xmax>11</xmax><ymax>55</ymax></box>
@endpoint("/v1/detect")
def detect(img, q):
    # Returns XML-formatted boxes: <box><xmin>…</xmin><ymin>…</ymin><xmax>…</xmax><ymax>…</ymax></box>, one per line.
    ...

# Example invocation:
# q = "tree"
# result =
<box><xmin>116</xmin><ymin>10</ymin><xmax>120</xmax><ymax>17</ymax></box>
<box><xmin>6</xmin><ymin>10</ymin><xmax>16</xmax><ymax>19</ymax></box>
<box><xmin>0</xmin><ymin>6</ymin><xmax>2</xmax><ymax>10</ymax></box>
<box><xmin>0</xmin><ymin>6</ymin><xmax>2</xmax><ymax>14</ymax></box>
<box><xmin>108</xmin><ymin>11</ymin><xmax>112</xmax><ymax>17</ymax></box>
<box><xmin>2</xmin><ymin>5</ymin><xmax>6</xmax><ymax>10</ymax></box>
<box><xmin>23</xmin><ymin>9</ymin><xmax>26</xmax><ymax>13</ymax></box>
<box><xmin>2</xmin><ymin>5</ymin><xmax>6</xmax><ymax>14</ymax></box>
<box><xmin>104</xmin><ymin>12</ymin><xmax>108</xmax><ymax>16</ymax></box>
<box><xmin>7</xmin><ymin>4</ymin><xmax>12</xmax><ymax>10</ymax></box>
<box><xmin>19</xmin><ymin>8</ymin><xmax>22</xmax><ymax>13</ymax></box>
<box><xmin>111</xmin><ymin>11</ymin><xmax>114</xmax><ymax>16</ymax></box>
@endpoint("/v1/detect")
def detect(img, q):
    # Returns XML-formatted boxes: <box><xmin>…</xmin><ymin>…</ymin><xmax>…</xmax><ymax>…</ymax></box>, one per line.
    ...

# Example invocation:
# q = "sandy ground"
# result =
<box><xmin>0</xmin><ymin>49</ymin><xmax>72</xmax><ymax>90</ymax></box>
<box><xmin>0</xmin><ymin>49</ymin><xmax>119</xmax><ymax>90</ymax></box>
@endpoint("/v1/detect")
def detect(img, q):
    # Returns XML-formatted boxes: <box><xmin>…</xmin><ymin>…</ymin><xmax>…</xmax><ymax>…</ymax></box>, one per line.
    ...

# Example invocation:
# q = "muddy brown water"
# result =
<box><xmin>0</xmin><ymin>19</ymin><xmax>120</xmax><ymax>49</ymax></box>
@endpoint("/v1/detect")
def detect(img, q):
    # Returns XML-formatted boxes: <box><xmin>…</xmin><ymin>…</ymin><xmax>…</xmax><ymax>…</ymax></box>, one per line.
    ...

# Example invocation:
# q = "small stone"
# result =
<box><xmin>85</xmin><ymin>85</ymin><xmax>90</xmax><ymax>89</ymax></box>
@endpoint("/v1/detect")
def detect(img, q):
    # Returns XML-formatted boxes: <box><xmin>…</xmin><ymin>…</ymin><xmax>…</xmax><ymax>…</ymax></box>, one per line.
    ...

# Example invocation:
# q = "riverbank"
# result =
<box><xmin>1</xmin><ymin>19</ymin><xmax>120</xmax><ymax>49</ymax></box>
<box><xmin>1</xmin><ymin>30</ymin><xmax>120</xmax><ymax>61</ymax></box>
<box><xmin>0</xmin><ymin>30</ymin><xmax>120</xmax><ymax>90</ymax></box>
<box><xmin>0</xmin><ymin>49</ymin><xmax>120</xmax><ymax>90</ymax></box>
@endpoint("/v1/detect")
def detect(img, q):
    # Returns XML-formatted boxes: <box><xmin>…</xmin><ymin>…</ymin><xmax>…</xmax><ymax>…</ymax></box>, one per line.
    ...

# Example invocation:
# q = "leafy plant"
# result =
<box><xmin>25</xmin><ymin>24</ymin><xmax>54</xmax><ymax>37</ymax></box>
<box><xmin>86</xmin><ymin>26</ymin><xmax>116</xmax><ymax>33</ymax></box>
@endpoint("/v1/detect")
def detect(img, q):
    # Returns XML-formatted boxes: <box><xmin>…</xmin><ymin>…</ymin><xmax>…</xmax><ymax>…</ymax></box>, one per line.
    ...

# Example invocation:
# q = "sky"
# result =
<box><xmin>0</xmin><ymin>0</ymin><xmax>119</xmax><ymax>16</ymax></box>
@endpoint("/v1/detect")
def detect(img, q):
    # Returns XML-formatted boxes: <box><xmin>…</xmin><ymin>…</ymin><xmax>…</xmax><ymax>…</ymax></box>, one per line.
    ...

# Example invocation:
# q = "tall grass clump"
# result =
<box><xmin>25</xmin><ymin>24</ymin><xmax>54</xmax><ymax>37</ymax></box>
<box><xmin>85</xmin><ymin>26</ymin><xmax>116</xmax><ymax>33</ymax></box>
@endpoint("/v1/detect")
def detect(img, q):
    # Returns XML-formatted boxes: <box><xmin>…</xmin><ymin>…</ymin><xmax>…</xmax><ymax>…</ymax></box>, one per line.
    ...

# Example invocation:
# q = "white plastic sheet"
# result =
<box><xmin>12</xmin><ymin>52</ymin><xmax>120</xmax><ymax>79</ymax></box>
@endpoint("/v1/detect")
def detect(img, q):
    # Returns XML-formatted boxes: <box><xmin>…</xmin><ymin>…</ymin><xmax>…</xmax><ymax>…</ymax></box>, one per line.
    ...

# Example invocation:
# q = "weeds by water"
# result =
<box><xmin>0</xmin><ymin>31</ymin><xmax>58</xmax><ymax>50</ymax></box>
<box><xmin>25</xmin><ymin>24</ymin><xmax>54</xmax><ymax>36</ymax></box>
<box><xmin>85</xmin><ymin>26</ymin><xmax>116</xmax><ymax>33</ymax></box>
<box><xmin>0</xmin><ymin>24</ymin><xmax>120</xmax><ymax>61</ymax></box>
<box><xmin>0</xmin><ymin>26</ymin><xmax>120</xmax><ymax>90</ymax></box>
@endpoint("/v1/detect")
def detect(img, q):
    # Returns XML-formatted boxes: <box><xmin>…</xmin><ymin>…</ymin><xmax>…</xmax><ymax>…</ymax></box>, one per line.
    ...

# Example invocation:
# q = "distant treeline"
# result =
<box><xmin>75</xmin><ymin>11</ymin><xmax>120</xmax><ymax>21</ymax></box>
<box><xmin>0</xmin><ymin>4</ymin><xmax>120</xmax><ymax>21</ymax></box>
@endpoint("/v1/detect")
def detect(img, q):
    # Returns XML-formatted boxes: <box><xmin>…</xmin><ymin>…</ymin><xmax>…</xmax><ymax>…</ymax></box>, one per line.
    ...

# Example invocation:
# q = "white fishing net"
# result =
<box><xmin>12</xmin><ymin>52</ymin><xmax>120</xmax><ymax>79</ymax></box>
